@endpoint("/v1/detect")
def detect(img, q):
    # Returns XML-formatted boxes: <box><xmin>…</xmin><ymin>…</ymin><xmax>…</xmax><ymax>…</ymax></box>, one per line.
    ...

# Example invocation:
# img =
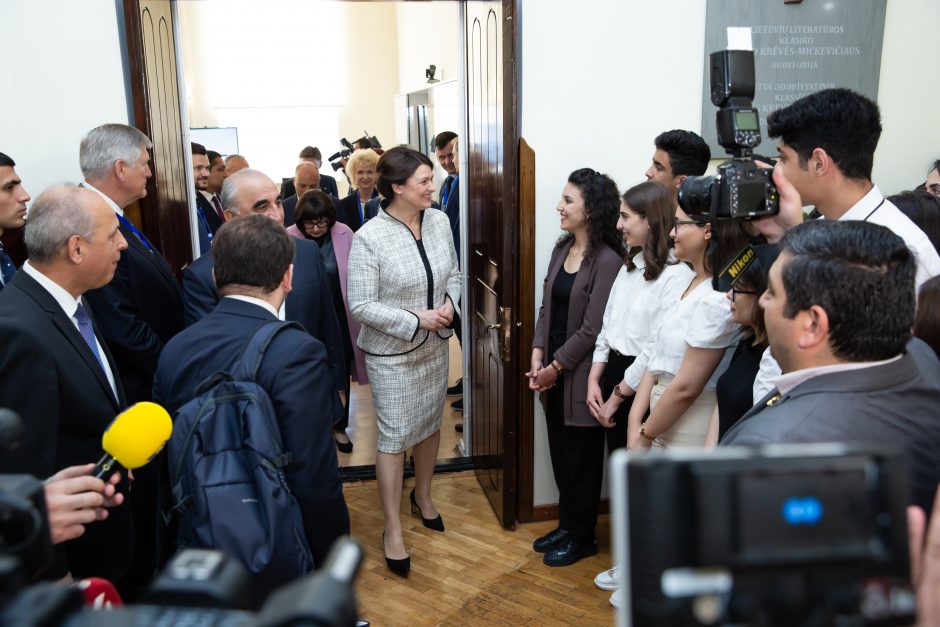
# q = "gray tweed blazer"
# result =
<box><xmin>348</xmin><ymin>206</ymin><xmax>461</xmax><ymax>356</ymax></box>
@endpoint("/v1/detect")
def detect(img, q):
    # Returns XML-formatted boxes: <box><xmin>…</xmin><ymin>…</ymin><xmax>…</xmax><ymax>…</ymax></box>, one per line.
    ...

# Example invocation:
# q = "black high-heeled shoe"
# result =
<box><xmin>410</xmin><ymin>488</ymin><xmax>445</xmax><ymax>532</ymax></box>
<box><xmin>383</xmin><ymin>531</ymin><xmax>410</xmax><ymax>577</ymax></box>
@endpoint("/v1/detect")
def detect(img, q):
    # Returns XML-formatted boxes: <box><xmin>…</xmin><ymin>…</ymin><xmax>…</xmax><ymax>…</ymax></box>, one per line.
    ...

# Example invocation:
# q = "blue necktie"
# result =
<box><xmin>73</xmin><ymin>303</ymin><xmax>105</xmax><ymax>371</ymax></box>
<box><xmin>0</xmin><ymin>245</ymin><xmax>15</xmax><ymax>285</ymax></box>
<box><xmin>440</xmin><ymin>176</ymin><xmax>455</xmax><ymax>208</ymax></box>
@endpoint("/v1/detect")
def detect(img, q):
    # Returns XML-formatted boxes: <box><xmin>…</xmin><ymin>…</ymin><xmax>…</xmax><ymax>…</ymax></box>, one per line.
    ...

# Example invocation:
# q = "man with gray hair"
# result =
<box><xmin>182</xmin><ymin>168</ymin><xmax>348</xmax><ymax>422</ymax></box>
<box><xmin>224</xmin><ymin>153</ymin><xmax>249</xmax><ymax>174</ymax></box>
<box><xmin>80</xmin><ymin>122</ymin><xmax>184</xmax><ymax>592</ymax></box>
<box><xmin>0</xmin><ymin>185</ymin><xmax>134</xmax><ymax>581</ymax></box>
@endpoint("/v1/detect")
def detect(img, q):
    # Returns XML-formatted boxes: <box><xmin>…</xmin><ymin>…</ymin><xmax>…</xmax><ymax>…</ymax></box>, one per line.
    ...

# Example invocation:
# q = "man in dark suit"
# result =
<box><xmin>0</xmin><ymin>185</ymin><xmax>133</xmax><ymax>581</ymax></box>
<box><xmin>80</xmin><ymin>123</ymin><xmax>185</xmax><ymax>593</ymax></box>
<box><xmin>282</xmin><ymin>161</ymin><xmax>332</xmax><ymax>228</ymax></box>
<box><xmin>182</xmin><ymin>169</ymin><xmax>348</xmax><ymax>420</ymax></box>
<box><xmin>190</xmin><ymin>142</ymin><xmax>217</xmax><ymax>254</ymax></box>
<box><xmin>154</xmin><ymin>215</ymin><xmax>349</xmax><ymax>569</ymax></box>
<box><xmin>282</xmin><ymin>146</ymin><xmax>338</xmax><ymax>200</ymax></box>
<box><xmin>721</xmin><ymin>220</ymin><xmax>940</xmax><ymax>514</ymax></box>
<box><xmin>0</xmin><ymin>152</ymin><xmax>30</xmax><ymax>291</ymax></box>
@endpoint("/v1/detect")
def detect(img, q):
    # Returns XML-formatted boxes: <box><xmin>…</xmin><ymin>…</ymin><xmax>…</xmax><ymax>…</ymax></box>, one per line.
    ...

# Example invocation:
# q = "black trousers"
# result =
<box><xmin>600</xmin><ymin>351</ymin><xmax>637</xmax><ymax>452</ymax></box>
<box><xmin>334</xmin><ymin>357</ymin><xmax>352</xmax><ymax>432</ymax></box>
<box><xmin>544</xmin><ymin>383</ymin><xmax>606</xmax><ymax>543</ymax></box>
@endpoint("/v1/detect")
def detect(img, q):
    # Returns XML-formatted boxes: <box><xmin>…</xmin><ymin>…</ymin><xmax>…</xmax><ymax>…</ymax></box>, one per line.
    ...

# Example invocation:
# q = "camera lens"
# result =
<box><xmin>678</xmin><ymin>176</ymin><xmax>717</xmax><ymax>220</ymax></box>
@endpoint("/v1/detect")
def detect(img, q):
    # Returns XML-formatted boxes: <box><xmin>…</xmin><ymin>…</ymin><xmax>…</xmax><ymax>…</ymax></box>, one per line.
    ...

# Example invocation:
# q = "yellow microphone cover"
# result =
<box><xmin>101</xmin><ymin>402</ymin><xmax>173</xmax><ymax>469</ymax></box>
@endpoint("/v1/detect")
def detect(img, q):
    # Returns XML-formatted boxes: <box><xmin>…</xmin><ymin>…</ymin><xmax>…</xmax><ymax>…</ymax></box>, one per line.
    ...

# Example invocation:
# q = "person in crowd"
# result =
<box><xmin>282</xmin><ymin>146</ymin><xmax>338</xmax><ymax>199</ymax></box>
<box><xmin>203</xmin><ymin>149</ymin><xmax>227</xmax><ymax>229</ymax></box>
<box><xmin>81</xmin><ymin>123</ymin><xmax>184</xmax><ymax>593</ymax></box>
<box><xmin>347</xmin><ymin>147</ymin><xmax>460</xmax><ymax>577</ymax></box>
<box><xmin>0</xmin><ymin>186</ymin><xmax>133</xmax><ymax>582</ymax></box>
<box><xmin>526</xmin><ymin>168</ymin><xmax>622</xmax><ymax>568</ymax></box>
<box><xmin>190</xmin><ymin>142</ymin><xmax>216</xmax><ymax>254</ymax></box>
<box><xmin>282</xmin><ymin>161</ymin><xmax>327</xmax><ymax>228</ymax></box>
<box><xmin>182</xmin><ymin>169</ymin><xmax>347</xmax><ymax>425</ymax></box>
<box><xmin>0</xmin><ymin>152</ymin><xmax>30</xmax><ymax>291</ymax></box>
<box><xmin>704</xmin><ymin>260</ymin><xmax>770</xmax><ymax>445</ymax></box>
<box><xmin>644</xmin><ymin>129</ymin><xmax>711</xmax><ymax>203</ymax></box>
<box><xmin>721</xmin><ymin>220</ymin><xmax>940</xmax><ymax>514</ymax></box>
<box><xmin>336</xmin><ymin>148</ymin><xmax>379</xmax><ymax>231</ymax></box>
<box><xmin>888</xmin><ymin>190</ymin><xmax>940</xmax><ymax>256</ymax></box>
<box><xmin>154</xmin><ymin>214</ymin><xmax>349</xmax><ymax>573</ymax></box>
<box><xmin>588</xmin><ymin>181</ymin><xmax>693</xmax><ymax>450</ymax></box>
<box><xmin>286</xmin><ymin>190</ymin><xmax>364</xmax><ymax>454</ymax></box>
<box><xmin>924</xmin><ymin>159</ymin><xmax>940</xmax><ymax>198</ymax></box>
<box><xmin>624</xmin><ymin>211</ymin><xmax>750</xmax><ymax>450</ymax></box>
<box><xmin>224</xmin><ymin>153</ymin><xmax>249</xmax><ymax>174</ymax></box>
<box><xmin>914</xmin><ymin>275</ymin><xmax>940</xmax><ymax>359</ymax></box>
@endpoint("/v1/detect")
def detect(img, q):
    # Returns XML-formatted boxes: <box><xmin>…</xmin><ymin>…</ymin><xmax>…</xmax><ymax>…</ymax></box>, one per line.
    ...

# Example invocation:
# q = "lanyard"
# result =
<box><xmin>862</xmin><ymin>198</ymin><xmax>885</xmax><ymax>222</ymax></box>
<box><xmin>355</xmin><ymin>190</ymin><xmax>365</xmax><ymax>225</ymax></box>
<box><xmin>116</xmin><ymin>213</ymin><xmax>154</xmax><ymax>253</ymax></box>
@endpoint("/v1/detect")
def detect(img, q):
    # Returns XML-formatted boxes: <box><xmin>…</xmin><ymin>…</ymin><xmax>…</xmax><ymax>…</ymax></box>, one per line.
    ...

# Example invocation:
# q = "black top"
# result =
<box><xmin>548</xmin><ymin>267</ymin><xmax>576</xmax><ymax>363</ymax></box>
<box><xmin>716</xmin><ymin>335</ymin><xmax>768</xmax><ymax>438</ymax></box>
<box><xmin>313</xmin><ymin>233</ymin><xmax>353</xmax><ymax>362</ymax></box>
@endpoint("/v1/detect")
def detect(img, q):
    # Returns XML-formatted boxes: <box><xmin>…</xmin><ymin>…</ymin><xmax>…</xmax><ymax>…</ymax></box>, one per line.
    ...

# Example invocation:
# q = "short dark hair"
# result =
<box><xmin>557</xmin><ymin>168</ymin><xmax>624</xmax><ymax>260</ymax></box>
<box><xmin>654</xmin><ymin>130</ymin><xmax>711</xmax><ymax>176</ymax></box>
<box><xmin>295</xmin><ymin>190</ymin><xmax>337</xmax><ymax>230</ymax></box>
<box><xmin>0</xmin><ymin>152</ymin><xmax>15</xmax><ymax>167</ymax></box>
<box><xmin>931</xmin><ymin>159</ymin><xmax>940</xmax><ymax>175</ymax></box>
<box><xmin>299</xmin><ymin>146</ymin><xmax>322</xmax><ymax>161</ymax></box>
<box><xmin>887</xmin><ymin>191</ymin><xmax>940</xmax><ymax>257</ymax></box>
<box><xmin>213</xmin><ymin>214</ymin><xmax>295</xmax><ymax>295</ymax></box>
<box><xmin>434</xmin><ymin>131</ymin><xmax>457</xmax><ymax>151</ymax></box>
<box><xmin>766</xmin><ymin>88</ymin><xmax>881</xmax><ymax>181</ymax></box>
<box><xmin>207</xmin><ymin>150</ymin><xmax>222</xmax><ymax>165</ymax></box>
<box><xmin>376</xmin><ymin>146</ymin><xmax>433</xmax><ymax>199</ymax></box>
<box><xmin>191</xmin><ymin>142</ymin><xmax>207</xmax><ymax>156</ymax></box>
<box><xmin>778</xmin><ymin>220</ymin><xmax>914</xmax><ymax>361</ymax></box>
<box><xmin>355</xmin><ymin>136</ymin><xmax>375</xmax><ymax>149</ymax></box>
<box><xmin>621</xmin><ymin>181</ymin><xmax>677</xmax><ymax>281</ymax></box>
<box><xmin>914</xmin><ymin>276</ymin><xmax>940</xmax><ymax>359</ymax></box>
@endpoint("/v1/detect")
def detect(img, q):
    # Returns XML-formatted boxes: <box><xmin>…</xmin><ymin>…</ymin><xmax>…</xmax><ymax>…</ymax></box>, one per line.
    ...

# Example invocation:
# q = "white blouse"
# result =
<box><xmin>592</xmin><ymin>254</ymin><xmax>694</xmax><ymax>362</ymax></box>
<box><xmin>626</xmin><ymin>278</ymin><xmax>741</xmax><ymax>390</ymax></box>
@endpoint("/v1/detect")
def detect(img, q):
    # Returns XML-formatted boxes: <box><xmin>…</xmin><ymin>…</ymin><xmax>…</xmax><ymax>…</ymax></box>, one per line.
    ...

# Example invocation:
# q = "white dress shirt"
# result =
<box><xmin>626</xmin><ymin>279</ymin><xmax>741</xmax><ymax>390</ymax></box>
<box><xmin>224</xmin><ymin>294</ymin><xmax>283</xmax><ymax>320</ymax></box>
<box><xmin>592</xmin><ymin>254</ymin><xmax>693</xmax><ymax>362</ymax></box>
<box><xmin>772</xmin><ymin>354</ymin><xmax>903</xmax><ymax>396</ymax></box>
<box><xmin>81</xmin><ymin>180</ymin><xmax>124</xmax><ymax>216</ymax></box>
<box><xmin>21</xmin><ymin>261</ymin><xmax>119</xmax><ymax>400</ymax></box>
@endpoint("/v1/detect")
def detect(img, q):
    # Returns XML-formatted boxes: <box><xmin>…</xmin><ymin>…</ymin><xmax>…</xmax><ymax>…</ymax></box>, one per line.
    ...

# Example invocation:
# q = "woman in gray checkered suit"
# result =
<box><xmin>348</xmin><ymin>146</ymin><xmax>461</xmax><ymax>577</ymax></box>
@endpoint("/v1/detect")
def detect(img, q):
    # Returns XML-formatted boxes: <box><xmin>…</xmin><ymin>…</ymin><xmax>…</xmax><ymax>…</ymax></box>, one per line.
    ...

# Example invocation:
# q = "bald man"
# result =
<box><xmin>282</xmin><ymin>161</ymin><xmax>334</xmax><ymax>228</ymax></box>
<box><xmin>224</xmin><ymin>154</ymin><xmax>249</xmax><ymax>174</ymax></box>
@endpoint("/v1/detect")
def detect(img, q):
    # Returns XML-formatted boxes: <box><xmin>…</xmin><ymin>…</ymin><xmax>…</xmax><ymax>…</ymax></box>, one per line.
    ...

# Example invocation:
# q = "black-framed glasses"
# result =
<box><xmin>303</xmin><ymin>218</ymin><xmax>330</xmax><ymax>228</ymax></box>
<box><xmin>674</xmin><ymin>219</ymin><xmax>704</xmax><ymax>228</ymax></box>
<box><xmin>731</xmin><ymin>286</ymin><xmax>757</xmax><ymax>301</ymax></box>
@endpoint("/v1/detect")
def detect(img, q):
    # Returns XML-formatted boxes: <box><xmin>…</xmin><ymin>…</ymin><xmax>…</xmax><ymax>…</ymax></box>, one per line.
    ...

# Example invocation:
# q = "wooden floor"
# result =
<box><xmin>340</xmin><ymin>336</ymin><xmax>466</xmax><ymax>467</ymax></box>
<box><xmin>346</xmin><ymin>471</ymin><xmax>615</xmax><ymax>626</ymax></box>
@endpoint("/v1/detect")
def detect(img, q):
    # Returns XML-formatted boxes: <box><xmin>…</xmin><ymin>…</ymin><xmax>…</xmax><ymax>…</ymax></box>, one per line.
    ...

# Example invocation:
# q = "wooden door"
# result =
<box><xmin>124</xmin><ymin>0</ymin><xmax>193</xmax><ymax>276</ymax></box>
<box><xmin>465</xmin><ymin>0</ymin><xmax>522</xmax><ymax>529</ymax></box>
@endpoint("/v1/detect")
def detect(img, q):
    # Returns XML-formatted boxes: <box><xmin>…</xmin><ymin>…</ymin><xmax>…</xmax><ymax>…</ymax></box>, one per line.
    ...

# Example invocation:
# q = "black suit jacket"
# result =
<box><xmin>335</xmin><ymin>193</ymin><xmax>375</xmax><ymax>232</ymax></box>
<box><xmin>0</xmin><ymin>271</ymin><xmax>132</xmax><ymax>580</ymax></box>
<box><xmin>282</xmin><ymin>194</ymin><xmax>341</xmax><ymax>228</ymax></box>
<box><xmin>196</xmin><ymin>192</ymin><xmax>224</xmax><ymax>235</ymax></box>
<box><xmin>84</xmin><ymin>220</ymin><xmax>184</xmax><ymax>404</ymax></box>
<box><xmin>181</xmin><ymin>238</ymin><xmax>347</xmax><ymax>418</ymax></box>
<box><xmin>153</xmin><ymin>298</ymin><xmax>349</xmax><ymax>568</ymax></box>
<box><xmin>281</xmin><ymin>174</ymin><xmax>339</xmax><ymax>201</ymax></box>
<box><xmin>440</xmin><ymin>176</ymin><xmax>461</xmax><ymax>262</ymax></box>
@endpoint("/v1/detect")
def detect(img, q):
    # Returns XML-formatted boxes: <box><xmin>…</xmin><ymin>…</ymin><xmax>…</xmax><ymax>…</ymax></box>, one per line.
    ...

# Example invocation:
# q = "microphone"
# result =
<box><xmin>327</xmin><ymin>151</ymin><xmax>343</xmax><ymax>162</ymax></box>
<box><xmin>91</xmin><ymin>402</ymin><xmax>173</xmax><ymax>479</ymax></box>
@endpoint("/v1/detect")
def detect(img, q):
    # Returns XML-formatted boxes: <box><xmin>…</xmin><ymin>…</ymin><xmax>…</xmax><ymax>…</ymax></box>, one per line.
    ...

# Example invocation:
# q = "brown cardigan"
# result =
<box><xmin>532</xmin><ymin>239</ymin><xmax>622</xmax><ymax>427</ymax></box>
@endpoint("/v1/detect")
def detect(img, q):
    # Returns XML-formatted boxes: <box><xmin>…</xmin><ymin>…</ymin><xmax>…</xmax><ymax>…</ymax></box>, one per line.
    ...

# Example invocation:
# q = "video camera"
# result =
<box><xmin>678</xmin><ymin>34</ymin><xmax>779</xmax><ymax>221</ymax></box>
<box><xmin>609</xmin><ymin>444</ymin><xmax>917</xmax><ymax>626</ymax></box>
<box><xmin>327</xmin><ymin>132</ymin><xmax>382</xmax><ymax>171</ymax></box>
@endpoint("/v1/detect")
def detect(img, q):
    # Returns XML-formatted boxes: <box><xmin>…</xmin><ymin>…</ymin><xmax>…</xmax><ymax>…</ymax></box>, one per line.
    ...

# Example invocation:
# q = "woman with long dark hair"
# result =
<box><xmin>526</xmin><ymin>168</ymin><xmax>623</xmax><ymax>567</ymax></box>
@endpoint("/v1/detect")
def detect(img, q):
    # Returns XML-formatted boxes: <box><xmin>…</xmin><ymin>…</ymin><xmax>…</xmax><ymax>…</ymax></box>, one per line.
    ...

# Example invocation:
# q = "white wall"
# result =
<box><xmin>395</xmin><ymin>3</ymin><xmax>460</xmax><ymax>96</ymax></box>
<box><xmin>521</xmin><ymin>0</ymin><xmax>940</xmax><ymax>506</ymax></box>
<box><xmin>0</xmin><ymin>0</ymin><xmax>129</xmax><ymax>196</ymax></box>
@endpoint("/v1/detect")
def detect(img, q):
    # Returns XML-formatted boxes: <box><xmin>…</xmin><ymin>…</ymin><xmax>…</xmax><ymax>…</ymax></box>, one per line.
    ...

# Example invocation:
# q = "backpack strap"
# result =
<box><xmin>231</xmin><ymin>320</ymin><xmax>306</xmax><ymax>382</ymax></box>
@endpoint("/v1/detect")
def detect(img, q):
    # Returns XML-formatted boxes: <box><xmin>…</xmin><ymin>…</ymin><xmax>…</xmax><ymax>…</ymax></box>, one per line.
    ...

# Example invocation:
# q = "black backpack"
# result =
<box><xmin>167</xmin><ymin>321</ymin><xmax>314</xmax><ymax>585</ymax></box>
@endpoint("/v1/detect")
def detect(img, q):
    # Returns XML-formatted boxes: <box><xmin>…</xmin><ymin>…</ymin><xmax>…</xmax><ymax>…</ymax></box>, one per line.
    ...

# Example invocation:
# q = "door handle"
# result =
<box><xmin>475</xmin><ymin>310</ymin><xmax>500</xmax><ymax>330</ymax></box>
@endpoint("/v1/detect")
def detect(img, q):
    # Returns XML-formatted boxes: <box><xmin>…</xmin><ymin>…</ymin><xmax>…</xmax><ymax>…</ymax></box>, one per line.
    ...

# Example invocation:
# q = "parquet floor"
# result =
<box><xmin>345</xmin><ymin>471</ymin><xmax>616</xmax><ymax>626</ymax></box>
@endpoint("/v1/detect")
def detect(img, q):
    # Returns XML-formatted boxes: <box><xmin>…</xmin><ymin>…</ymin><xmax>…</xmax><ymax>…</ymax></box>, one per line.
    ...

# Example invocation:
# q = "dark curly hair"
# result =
<box><xmin>766</xmin><ymin>88</ymin><xmax>881</xmax><ymax>181</ymax></box>
<box><xmin>621</xmin><ymin>181</ymin><xmax>677</xmax><ymax>281</ymax></box>
<box><xmin>556</xmin><ymin>168</ymin><xmax>624</xmax><ymax>260</ymax></box>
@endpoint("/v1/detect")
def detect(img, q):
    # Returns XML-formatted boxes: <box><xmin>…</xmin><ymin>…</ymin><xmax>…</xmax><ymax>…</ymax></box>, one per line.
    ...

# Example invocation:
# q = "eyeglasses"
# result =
<box><xmin>731</xmin><ymin>287</ymin><xmax>757</xmax><ymax>301</ymax></box>
<box><xmin>674</xmin><ymin>220</ymin><xmax>705</xmax><ymax>228</ymax></box>
<box><xmin>303</xmin><ymin>219</ymin><xmax>330</xmax><ymax>228</ymax></box>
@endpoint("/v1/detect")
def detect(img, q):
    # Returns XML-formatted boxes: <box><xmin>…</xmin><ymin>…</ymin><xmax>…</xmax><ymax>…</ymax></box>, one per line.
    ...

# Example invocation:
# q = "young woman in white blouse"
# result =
<box><xmin>625</xmin><ymin>208</ymin><xmax>751</xmax><ymax>449</ymax></box>
<box><xmin>587</xmin><ymin>181</ymin><xmax>693</xmax><ymax>449</ymax></box>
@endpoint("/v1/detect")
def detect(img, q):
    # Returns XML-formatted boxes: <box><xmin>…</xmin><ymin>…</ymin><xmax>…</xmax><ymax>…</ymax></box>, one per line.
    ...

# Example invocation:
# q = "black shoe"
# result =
<box><xmin>532</xmin><ymin>528</ymin><xmax>571</xmax><ymax>553</ymax></box>
<box><xmin>455</xmin><ymin>422</ymin><xmax>463</xmax><ymax>433</ymax></box>
<box><xmin>333</xmin><ymin>431</ymin><xmax>353</xmax><ymax>455</ymax></box>
<box><xmin>447</xmin><ymin>378</ymin><xmax>463</xmax><ymax>396</ymax></box>
<box><xmin>383</xmin><ymin>532</ymin><xmax>410</xmax><ymax>577</ymax></box>
<box><xmin>410</xmin><ymin>489</ymin><xmax>444</xmax><ymax>532</ymax></box>
<box><xmin>451</xmin><ymin>398</ymin><xmax>463</xmax><ymax>412</ymax></box>
<box><xmin>543</xmin><ymin>538</ymin><xmax>598</xmax><ymax>567</ymax></box>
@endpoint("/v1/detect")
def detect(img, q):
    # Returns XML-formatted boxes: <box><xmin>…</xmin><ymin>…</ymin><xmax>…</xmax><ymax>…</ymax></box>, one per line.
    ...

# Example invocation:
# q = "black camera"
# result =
<box><xmin>610</xmin><ymin>444</ymin><xmax>916</xmax><ymax>626</ymax></box>
<box><xmin>678</xmin><ymin>47</ymin><xmax>779</xmax><ymax>221</ymax></box>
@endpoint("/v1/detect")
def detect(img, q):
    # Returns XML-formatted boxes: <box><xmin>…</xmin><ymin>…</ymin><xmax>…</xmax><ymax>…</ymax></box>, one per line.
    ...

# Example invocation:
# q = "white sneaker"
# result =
<box><xmin>593</xmin><ymin>565</ymin><xmax>619</xmax><ymax>591</ymax></box>
<box><xmin>609</xmin><ymin>588</ymin><xmax>623</xmax><ymax>608</ymax></box>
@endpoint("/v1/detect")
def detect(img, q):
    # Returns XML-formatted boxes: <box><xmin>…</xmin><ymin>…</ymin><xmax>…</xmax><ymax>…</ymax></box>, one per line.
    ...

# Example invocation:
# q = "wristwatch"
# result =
<box><xmin>612</xmin><ymin>384</ymin><xmax>628</xmax><ymax>399</ymax></box>
<box><xmin>550</xmin><ymin>362</ymin><xmax>565</xmax><ymax>375</ymax></box>
<box><xmin>638</xmin><ymin>423</ymin><xmax>656</xmax><ymax>443</ymax></box>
